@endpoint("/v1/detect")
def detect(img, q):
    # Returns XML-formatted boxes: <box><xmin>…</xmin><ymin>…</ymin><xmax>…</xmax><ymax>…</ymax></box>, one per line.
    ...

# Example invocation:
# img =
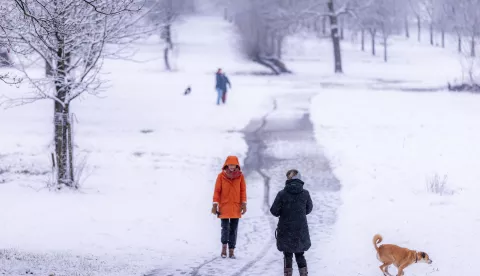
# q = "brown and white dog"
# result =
<box><xmin>373</xmin><ymin>234</ymin><xmax>433</xmax><ymax>276</ymax></box>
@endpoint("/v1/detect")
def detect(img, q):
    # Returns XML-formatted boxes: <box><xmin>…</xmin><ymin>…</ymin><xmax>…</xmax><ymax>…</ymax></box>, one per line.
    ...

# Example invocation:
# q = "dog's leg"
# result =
<box><xmin>380</xmin><ymin>263</ymin><xmax>393</xmax><ymax>276</ymax></box>
<box><xmin>379</xmin><ymin>263</ymin><xmax>392</xmax><ymax>276</ymax></box>
<box><xmin>396</xmin><ymin>264</ymin><xmax>407</xmax><ymax>276</ymax></box>
<box><xmin>384</xmin><ymin>265</ymin><xmax>393</xmax><ymax>276</ymax></box>
<box><xmin>379</xmin><ymin>265</ymin><xmax>386</xmax><ymax>276</ymax></box>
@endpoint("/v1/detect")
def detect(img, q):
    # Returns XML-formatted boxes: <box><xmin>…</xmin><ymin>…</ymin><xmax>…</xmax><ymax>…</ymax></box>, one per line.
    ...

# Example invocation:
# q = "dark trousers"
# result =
<box><xmin>221</xmin><ymin>91</ymin><xmax>227</xmax><ymax>103</ymax></box>
<box><xmin>284</xmin><ymin>252</ymin><xmax>307</xmax><ymax>269</ymax></box>
<box><xmin>221</xmin><ymin>218</ymin><xmax>239</xmax><ymax>248</ymax></box>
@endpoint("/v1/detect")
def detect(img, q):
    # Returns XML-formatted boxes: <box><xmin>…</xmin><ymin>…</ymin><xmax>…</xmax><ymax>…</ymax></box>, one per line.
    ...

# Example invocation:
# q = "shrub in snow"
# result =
<box><xmin>426</xmin><ymin>173</ymin><xmax>453</xmax><ymax>196</ymax></box>
<box><xmin>140</xmin><ymin>129</ymin><xmax>154</xmax><ymax>134</ymax></box>
<box><xmin>0</xmin><ymin>166</ymin><xmax>9</xmax><ymax>175</ymax></box>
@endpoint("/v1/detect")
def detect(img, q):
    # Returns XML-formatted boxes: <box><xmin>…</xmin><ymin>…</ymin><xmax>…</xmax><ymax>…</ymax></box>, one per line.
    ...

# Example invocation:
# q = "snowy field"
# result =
<box><xmin>1</xmin><ymin>10</ymin><xmax>480</xmax><ymax>276</ymax></box>
<box><xmin>303</xmin><ymin>34</ymin><xmax>480</xmax><ymax>275</ymax></box>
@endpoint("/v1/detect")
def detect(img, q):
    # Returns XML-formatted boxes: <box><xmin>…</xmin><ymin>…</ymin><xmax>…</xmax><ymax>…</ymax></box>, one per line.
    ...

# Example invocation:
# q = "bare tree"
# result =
<box><xmin>459</xmin><ymin>0</ymin><xmax>480</xmax><ymax>57</ymax></box>
<box><xmin>146</xmin><ymin>0</ymin><xmax>193</xmax><ymax>71</ymax></box>
<box><xmin>303</xmin><ymin>0</ymin><xmax>362</xmax><ymax>73</ymax></box>
<box><xmin>352</xmin><ymin>0</ymin><xmax>378</xmax><ymax>56</ymax></box>
<box><xmin>1</xmin><ymin>0</ymin><xmax>140</xmax><ymax>83</ymax></box>
<box><xmin>421</xmin><ymin>0</ymin><xmax>436</xmax><ymax>46</ymax></box>
<box><xmin>439</xmin><ymin>0</ymin><xmax>480</xmax><ymax>88</ymax></box>
<box><xmin>379</xmin><ymin>0</ymin><xmax>401</xmax><ymax>62</ymax></box>
<box><xmin>408</xmin><ymin>0</ymin><xmax>422</xmax><ymax>42</ymax></box>
<box><xmin>0</xmin><ymin>0</ymin><xmax>147</xmax><ymax>188</ymax></box>
<box><xmin>0</xmin><ymin>1</ymin><xmax>19</xmax><ymax>84</ymax></box>
<box><xmin>354</xmin><ymin>0</ymin><xmax>401</xmax><ymax>62</ymax></box>
<box><xmin>393</xmin><ymin>0</ymin><xmax>410</xmax><ymax>38</ymax></box>
<box><xmin>434</xmin><ymin>0</ymin><xmax>452</xmax><ymax>48</ymax></box>
<box><xmin>446</xmin><ymin>3</ymin><xmax>464</xmax><ymax>53</ymax></box>
<box><xmin>228</xmin><ymin>0</ymin><xmax>300</xmax><ymax>74</ymax></box>
<box><xmin>326</xmin><ymin>0</ymin><xmax>343</xmax><ymax>73</ymax></box>
<box><xmin>12</xmin><ymin>0</ymin><xmax>140</xmax><ymax>16</ymax></box>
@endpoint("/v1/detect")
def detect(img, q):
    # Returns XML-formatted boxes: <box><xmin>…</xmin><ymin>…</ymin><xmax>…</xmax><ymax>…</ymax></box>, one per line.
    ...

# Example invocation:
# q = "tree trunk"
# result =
<box><xmin>322</xmin><ymin>16</ymin><xmax>327</xmax><ymax>35</ymax></box>
<box><xmin>53</xmin><ymin>43</ymin><xmax>75</xmax><ymax>188</ymax></box>
<box><xmin>54</xmin><ymin>101</ymin><xmax>67</xmax><ymax>187</ymax></box>
<box><xmin>163</xmin><ymin>23</ymin><xmax>173</xmax><ymax>71</ymax></box>
<box><xmin>253</xmin><ymin>55</ymin><xmax>280</xmax><ymax>75</ymax></box>
<box><xmin>405</xmin><ymin>16</ymin><xmax>410</xmax><ymax>38</ymax></box>
<box><xmin>163</xmin><ymin>0</ymin><xmax>174</xmax><ymax>71</ymax></box>
<box><xmin>383</xmin><ymin>32</ymin><xmax>388</xmax><ymax>62</ymax></box>
<box><xmin>275</xmin><ymin>33</ymin><xmax>284</xmax><ymax>59</ymax></box>
<box><xmin>340</xmin><ymin>16</ymin><xmax>344</xmax><ymax>40</ymax></box>
<box><xmin>471</xmin><ymin>35</ymin><xmax>475</xmax><ymax>57</ymax></box>
<box><xmin>458</xmin><ymin>34</ymin><xmax>462</xmax><ymax>53</ymax></box>
<box><xmin>164</xmin><ymin>47</ymin><xmax>171</xmax><ymax>71</ymax></box>
<box><xmin>66</xmin><ymin>103</ymin><xmax>74</xmax><ymax>184</ymax></box>
<box><xmin>54</xmin><ymin>101</ymin><xmax>74</xmax><ymax>188</ymax></box>
<box><xmin>327</xmin><ymin>0</ymin><xmax>343</xmax><ymax>73</ymax></box>
<box><xmin>429</xmin><ymin>23</ymin><xmax>434</xmax><ymax>45</ymax></box>
<box><xmin>268</xmin><ymin>58</ymin><xmax>291</xmax><ymax>74</ymax></box>
<box><xmin>267</xmin><ymin>31</ymin><xmax>275</xmax><ymax>57</ymax></box>
<box><xmin>361</xmin><ymin>29</ymin><xmax>365</xmax><ymax>51</ymax></box>
<box><xmin>370</xmin><ymin>29</ymin><xmax>376</xmax><ymax>56</ymax></box>
<box><xmin>417</xmin><ymin>15</ymin><xmax>421</xmax><ymax>42</ymax></box>
<box><xmin>441</xmin><ymin>30</ymin><xmax>445</xmax><ymax>48</ymax></box>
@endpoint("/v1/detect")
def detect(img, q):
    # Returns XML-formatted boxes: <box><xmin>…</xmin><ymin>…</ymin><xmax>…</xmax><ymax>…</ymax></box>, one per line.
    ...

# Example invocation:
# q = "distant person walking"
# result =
<box><xmin>215</xmin><ymin>68</ymin><xmax>231</xmax><ymax>105</ymax></box>
<box><xmin>270</xmin><ymin>169</ymin><xmax>313</xmax><ymax>276</ymax></box>
<box><xmin>211</xmin><ymin>155</ymin><xmax>247</xmax><ymax>259</ymax></box>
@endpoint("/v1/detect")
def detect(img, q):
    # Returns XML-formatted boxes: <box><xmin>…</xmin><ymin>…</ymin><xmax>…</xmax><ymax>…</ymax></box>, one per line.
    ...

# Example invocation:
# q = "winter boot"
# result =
<box><xmin>284</xmin><ymin>268</ymin><xmax>293</xmax><ymax>276</ymax></box>
<box><xmin>221</xmin><ymin>244</ymin><xmax>227</xmax><ymax>258</ymax></box>
<box><xmin>299</xmin><ymin>266</ymin><xmax>308</xmax><ymax>276</ymax></box>
<box><xmin>229</xmin><ymin>248</ymin><xmax>236</xmax><ymax>259</ymax></box>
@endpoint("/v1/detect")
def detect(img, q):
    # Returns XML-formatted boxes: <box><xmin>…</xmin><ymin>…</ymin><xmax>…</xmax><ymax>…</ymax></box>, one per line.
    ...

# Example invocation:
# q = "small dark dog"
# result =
<box><xmin>184</xmin><ymin>86</ymin><xmax>191</xmax><ymax>95</ymax></box>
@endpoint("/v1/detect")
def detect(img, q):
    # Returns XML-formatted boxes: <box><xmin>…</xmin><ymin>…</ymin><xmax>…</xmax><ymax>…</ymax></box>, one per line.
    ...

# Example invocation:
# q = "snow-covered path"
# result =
<box><xmin>237</xmin><ymin>86</ymin><xmax>341</xmax><ymax>275</ymax></box>
<box><xmin>137</xmin><ymin>13</ymin><xmax>343</xmax><ymax>275</ymax></box>
<box><xmin>147</xmin><ymin>79</ymin><xmax>341</xmax><ymax>276</ymax></box>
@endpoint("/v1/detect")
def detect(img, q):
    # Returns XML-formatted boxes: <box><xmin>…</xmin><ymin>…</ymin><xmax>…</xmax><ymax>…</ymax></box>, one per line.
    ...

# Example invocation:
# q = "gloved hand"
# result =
<box><xmin>211</xmin><ymin>203</ymin><xmax>218</xmax><ymax>215</ymax></box>
<box><xmin>241</xmin><ymin>203</ymin><xmax>247</xmax><ymax>214</ymax></box>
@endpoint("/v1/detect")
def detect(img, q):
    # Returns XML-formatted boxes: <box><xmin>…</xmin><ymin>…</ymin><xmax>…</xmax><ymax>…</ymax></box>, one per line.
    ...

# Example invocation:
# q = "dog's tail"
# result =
<box><xmin>373</xmin><ymin>234</ymin><xmax>383</xmax><ymax>252</ymax></box>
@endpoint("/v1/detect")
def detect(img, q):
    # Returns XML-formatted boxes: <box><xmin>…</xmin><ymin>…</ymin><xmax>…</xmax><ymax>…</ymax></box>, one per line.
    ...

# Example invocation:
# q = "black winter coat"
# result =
<box><xmin>270</xmin><ymin>179</ymin><xmax>313</xmax><ymax>253</ymax></box>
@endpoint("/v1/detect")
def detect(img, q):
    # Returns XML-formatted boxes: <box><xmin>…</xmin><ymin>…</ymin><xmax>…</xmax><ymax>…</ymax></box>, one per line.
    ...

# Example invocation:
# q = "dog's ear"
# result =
<box><xmin>421</xmin><ymin>252</ymin><xmax>426</xmax><ymax>258</ymax></box>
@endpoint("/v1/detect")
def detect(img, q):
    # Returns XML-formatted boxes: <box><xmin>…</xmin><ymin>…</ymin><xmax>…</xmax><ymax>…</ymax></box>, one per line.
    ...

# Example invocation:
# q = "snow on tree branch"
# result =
<box><xmin>0</xmin><ymin>0</ymin><xmax>154</xmax><ymax>188</ymax></box>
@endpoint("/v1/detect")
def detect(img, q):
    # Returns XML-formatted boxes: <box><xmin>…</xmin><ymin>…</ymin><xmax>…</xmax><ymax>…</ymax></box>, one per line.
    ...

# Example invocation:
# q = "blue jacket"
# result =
<box><xmin>216</xmin><ymin>73</ymin><xmax>231</xmax><ymax>92</ymax></box>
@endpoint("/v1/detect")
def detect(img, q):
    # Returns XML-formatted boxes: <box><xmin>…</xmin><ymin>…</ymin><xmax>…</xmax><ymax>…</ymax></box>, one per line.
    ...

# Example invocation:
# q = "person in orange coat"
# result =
<box><xmin>211</xmin><ymin>155</ymin><xmax>247</xmax><ymax>259</ymax></box>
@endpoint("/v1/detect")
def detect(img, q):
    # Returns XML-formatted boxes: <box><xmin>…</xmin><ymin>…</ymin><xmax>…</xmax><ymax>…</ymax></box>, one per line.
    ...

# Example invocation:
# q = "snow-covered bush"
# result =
<box><xmin>426</xmin><ymin>173</ymin><xmax>453</xmax><ymax>195</ymax></box>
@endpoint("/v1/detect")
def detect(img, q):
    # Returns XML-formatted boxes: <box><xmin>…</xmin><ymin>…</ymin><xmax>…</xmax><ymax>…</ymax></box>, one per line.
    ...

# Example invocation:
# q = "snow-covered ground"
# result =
<box><xmin>0</xmin><ymin>15</ymin><xmax>276</xmax><ymax>275</ymax></box>
<box><xmin>304</xmin><ymin>34</ymin><xmax>480</xmax><ymax>275</ymax></box>
<box><xmin>1</xmin><ymin>10</ymin><xmax>480</xmax><ymax>276</ymax></box>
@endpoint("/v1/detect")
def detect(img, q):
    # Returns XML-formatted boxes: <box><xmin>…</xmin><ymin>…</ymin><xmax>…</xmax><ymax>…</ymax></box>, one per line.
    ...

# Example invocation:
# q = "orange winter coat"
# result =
<box><xmin>213</xmin><ymin>156</ymin><xmax>247</xmax><ymax>219</ymax></box>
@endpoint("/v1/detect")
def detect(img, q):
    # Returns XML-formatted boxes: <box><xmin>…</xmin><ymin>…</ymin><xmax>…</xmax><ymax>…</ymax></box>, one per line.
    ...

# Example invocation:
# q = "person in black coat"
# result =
<box><xmin>270</xmin><ymin>169</ymin><xmax>313</xmax><ymax>276</ymax></box>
